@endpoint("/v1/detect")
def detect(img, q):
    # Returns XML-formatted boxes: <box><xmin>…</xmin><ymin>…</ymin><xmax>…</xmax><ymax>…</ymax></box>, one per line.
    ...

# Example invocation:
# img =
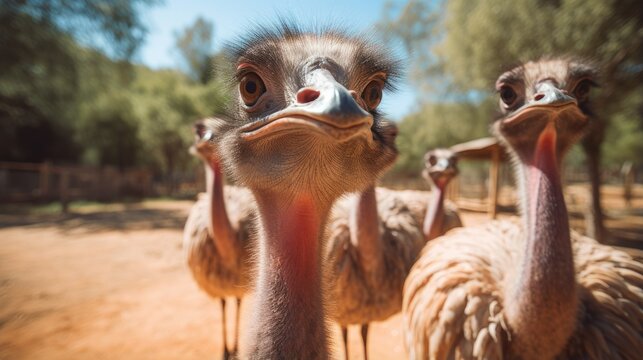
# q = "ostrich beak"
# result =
<box><xmin>240</xmin><ymin>69</ymin><xmax>373</xmax><ymax>141</ymax></box>
<box><xmin>501</xmin><ymin>82</ymin><xmax>586</xmax><ymax>130</ymax></box>
<box><xmin>435</xmin><ymin>158</ymin><xmax>455</xmax><ymax>174</ymax></box>
<box><xmin>427</xmin><ymin>158</ymin><xmax>458</xmax><ymax>183</ymax></box>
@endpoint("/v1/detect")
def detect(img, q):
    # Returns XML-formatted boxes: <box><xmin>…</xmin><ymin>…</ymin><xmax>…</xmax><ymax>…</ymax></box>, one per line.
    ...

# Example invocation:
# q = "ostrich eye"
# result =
<box><xmin>573</xmin><ymin>79</ymin><xmax>593</xmax><ymax>101</ymax></box>
<box><xmin>362</xmin><ymin>80</ymin><xmax>383</xmax><ymax>110</ymax></box>
<box><xmin>239</xmin><ymin>72</ymin><xmax>266</xmax><ymax>106</ymax></box>
<box><xmin>499</xmin><ymin>85</ymin><xmax>517</xmax><ymax>106</ymax></box>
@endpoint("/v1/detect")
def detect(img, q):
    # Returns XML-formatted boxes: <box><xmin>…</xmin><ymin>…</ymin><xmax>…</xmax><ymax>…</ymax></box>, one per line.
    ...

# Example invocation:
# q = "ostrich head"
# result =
<box><xmin>422</xmin><ymin>148</ymin><xmax>458</xmax><ymax>190</ymax></box>
<box><xmin>190</xmin><ymin>118</ymin><xmax>220</xmax><ymax>163</ymax></box>
<box><xmin>212</xmin><ymin>22</ymin><xmax>400</xmax><ymax>205</ymax></box>
<box><xmin>493</xmin><ymin>58</ymin><xmax>598</xmax><ymax>164</ymax></box>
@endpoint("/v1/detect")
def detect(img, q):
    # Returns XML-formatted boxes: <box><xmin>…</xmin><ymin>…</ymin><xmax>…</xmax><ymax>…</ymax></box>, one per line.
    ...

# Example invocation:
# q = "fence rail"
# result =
<box><xmin>1</xmin><ymin>160</ymin><xmax>636</xmax><ymax>218</ymax></box>
<box><xmin>0</xmin><ymin>162</ymin><xmax>155</xmax><ymax>205</ymax></box>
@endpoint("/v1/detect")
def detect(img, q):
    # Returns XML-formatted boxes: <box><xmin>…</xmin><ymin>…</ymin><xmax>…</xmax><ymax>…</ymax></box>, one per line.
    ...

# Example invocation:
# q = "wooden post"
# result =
<box><xmin>488</xmin><ymin>148</ymin><xmax>500</xmax><ymax>219</ymax></box>
<box><xmin>59</xmin><ymin>171</ymin><xmax>70</xmax><ymax>214</ymax></box>
<box><xmin>39</xmin><ymin>162</ymin><xmax>50</xmax><ymax>199</ymax></box>
<box><xmin>622</xmin><ymin>161</ymin><xmax>634</xmax><ymax>208</ymax></box>
<box><xmin>447</xmin><ymin>174</ymin><xmax>458</xmax><ymax>203</ymax></box>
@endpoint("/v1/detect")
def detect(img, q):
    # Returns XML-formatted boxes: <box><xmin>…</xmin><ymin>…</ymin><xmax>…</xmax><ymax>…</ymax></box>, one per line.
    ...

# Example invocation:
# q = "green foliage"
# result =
<box><xmin>380</xmin><ymin>0</ymin><xmax>643</xmax><ymax>173</ymax></box>
<box><xmin>174</xmin><ymin>16</ymin><xmax>215</xmax><ymax>84</ymax></box>
<box><xmin>1</xmin><ymin>3</ymin><xmax>230</xmax><ymax>186</ymax></box>
<box><xmin>4</xmin><ymin>0</ymin><xmax>160</xmax><ymax>60</ymax></box>
<box><xmin>381</xmin><ymin>0</ymin><xmax>642</xmax><ymax>93</ymax></box>
<box><xmin>394</xmin><ymin>98</ymin><xmax>495</xmax><ymax>176</ymax></box>
<box><xmin>602</xmin><ymin>91</ymin><xmax>643</xmax><ymax>166</ymax></box>
<box><xmin>0</xmin><ymin>0</ymin><xmax>160</xmax><ymax>163</ymax></box>
<box><xmin>77</xmin><ymin>94</ymin><xmax>141</xmax><ymax>169</ymax></box>
<box><xmin>127</xmin><ymin>66</ymin><xmax>229</xmax><ymax>174</ymax></box>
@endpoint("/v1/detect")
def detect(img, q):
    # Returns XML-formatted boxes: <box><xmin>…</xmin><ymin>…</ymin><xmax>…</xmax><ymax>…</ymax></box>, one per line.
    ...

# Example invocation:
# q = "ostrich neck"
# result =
<box><xmin>423</xmin><ymin>181</ymin><xmax>446</xmax><ymax>241</ymax></box>
<box><xmin>506</xmin><ymin>125</ymin><xmax>577</xmax><ymax>356</ymax></box>
<box><xmin>249</xmin><ymin>192</ymin><xmax>329</xmax><ymax>359</ymax></box>
<box><xmin>204</xmin><ymin>160</ymin><xmax>236</xmax><ymax>260</ymax></box>
<box><xmin>349</xmin><ymin>185</ymin><xmax>383</xmax><ymax>274</ymax></box>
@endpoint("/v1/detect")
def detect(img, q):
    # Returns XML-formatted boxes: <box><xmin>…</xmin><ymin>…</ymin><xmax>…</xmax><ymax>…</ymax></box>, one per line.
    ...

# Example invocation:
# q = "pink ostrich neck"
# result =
<box><xmin>349</xmin><ymin>185</ymin><xmax>383</xmax><ymax>274</ymax></box>
<box><xmin>250</xmin><ymin>191</ymin><xmax>329</xmax><ymax>359</ymax></box>
<box><xmin>423</xmin><ymin>179</ymin><xmax>447</xmax><ymax>241</ymax></box>
<box><xmin>506</xmin><ymin>124</ymin><xmax>577</xmax><ymax>356</ymax></box>
<box><xmin>204</xmin><ymin>159</ymin><xmax>236</xmax><ymax>260</ymax></box>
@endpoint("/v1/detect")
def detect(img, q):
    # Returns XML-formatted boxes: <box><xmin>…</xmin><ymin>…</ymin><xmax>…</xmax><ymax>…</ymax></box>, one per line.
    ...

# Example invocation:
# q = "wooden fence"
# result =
<box><xmin>0</xmin><ymin>162</ymin><xmax>153</xmax><ymax>206</ymax></box>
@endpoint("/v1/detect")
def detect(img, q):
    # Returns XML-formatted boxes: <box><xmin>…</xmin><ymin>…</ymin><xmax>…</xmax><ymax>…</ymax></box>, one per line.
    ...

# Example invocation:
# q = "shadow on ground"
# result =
<box><xmin>0</xmin><ymin>205</ymin><xmax>189</xmax><ymax>233</ymax></box>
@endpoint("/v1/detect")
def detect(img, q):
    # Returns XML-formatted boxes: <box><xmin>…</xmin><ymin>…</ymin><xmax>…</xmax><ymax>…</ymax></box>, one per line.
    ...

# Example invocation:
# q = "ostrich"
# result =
<box><xmin>208</xmin><ymin>22</ymin><xmax>400</xmax><ymax>359</ymax></box>
<box><xmin>325</xmin><ymin>182</ymin><xmax>424</xmax><ymax>359</ymax></box>
<box><xmin>421</xmin><ymin>148</ymin><xmax>462</xmax><ymax>241</ymax></box>
<box><xmin>324</xmin><ymin>147</ymin><xmax>461</xmax><ymax>359</ymax></box>
<box><xmin>403</xmin><ymin>58</ymin><xmax>643</xmax><ymax>360</ymax></box>
<box><xmin>182</xmin><ymin>119</ymin><xmax>256</xmax><ymax>359</ymax></box>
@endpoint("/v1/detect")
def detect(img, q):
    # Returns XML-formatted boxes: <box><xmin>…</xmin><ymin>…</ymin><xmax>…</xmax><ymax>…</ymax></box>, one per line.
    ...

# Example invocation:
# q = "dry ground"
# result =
<box><xmin>0</xmin><ymin>185</ymin><xmax>641</xmax><ymax>360</ymax></box>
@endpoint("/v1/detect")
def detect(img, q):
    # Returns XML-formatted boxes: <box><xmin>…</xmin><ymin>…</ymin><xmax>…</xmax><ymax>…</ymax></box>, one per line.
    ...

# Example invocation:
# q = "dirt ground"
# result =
<box><xmin>1</xmin><ymin>185</ymin><xmax>641</xmax><ymax>360</ymax></box>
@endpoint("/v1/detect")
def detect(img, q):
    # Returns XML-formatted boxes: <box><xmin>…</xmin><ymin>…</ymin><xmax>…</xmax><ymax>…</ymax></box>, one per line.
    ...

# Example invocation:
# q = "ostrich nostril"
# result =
<box><xmin>534</xmin><ymin>93</ymin><xmax>545</xmax><ymax>101</ymax></box>
<box><xmin>297</xmin><ymin>88</ymin><xmax>320</xmax><ymax>104</ymax></box>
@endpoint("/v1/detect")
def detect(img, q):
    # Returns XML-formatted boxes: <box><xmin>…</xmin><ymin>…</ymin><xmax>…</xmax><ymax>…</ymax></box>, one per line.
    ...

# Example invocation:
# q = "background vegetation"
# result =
<box><xmin>1</xmin><ymin>0</ymin><xmax>641</xmax><ymax>184</ymax></box>
<box><xmin>1</xmin><ymin>1</ymin><xmax>228</xmax><ymax>186</ymax></box>
<box><xmin>380</xmin><ymin>0</ymin><xmax>642</xmax><ymax>177</ymax></box>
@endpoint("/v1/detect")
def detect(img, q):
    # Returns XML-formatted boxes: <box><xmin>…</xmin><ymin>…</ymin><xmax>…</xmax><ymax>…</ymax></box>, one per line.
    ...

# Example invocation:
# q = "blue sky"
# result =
<box><xmin>138</xmin><ymin>0</ymin><xmax>417</xmax><ymax>120</ymax></box>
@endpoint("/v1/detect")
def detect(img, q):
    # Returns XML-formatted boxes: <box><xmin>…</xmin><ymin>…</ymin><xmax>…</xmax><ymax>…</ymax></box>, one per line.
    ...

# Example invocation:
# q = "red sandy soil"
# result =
<box><xmin>0</xmin><ymin>185</ymin><xmax>641</xmax><ymax>360</ymax></box>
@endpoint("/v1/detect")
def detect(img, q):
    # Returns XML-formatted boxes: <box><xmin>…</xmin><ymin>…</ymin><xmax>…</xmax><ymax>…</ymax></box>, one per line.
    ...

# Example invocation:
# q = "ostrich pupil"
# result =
<box><xmin>245</xmin><ymin>81</ymin><xmax>257</xmax><ymax>94</ymax></box>
<box><xmin>576</xmin><ymin>82</ymin><xmax>589</xmax><ymax>97</ymax></box>
<box><xmin>501</xmin><ymin>87</ymin><xmax>515</xmax><ymax>103</ymax></box>
<box><xmin>370</xmin><ymin>87</ymin><xmax>379</xmax><ymax>102</ymax></box>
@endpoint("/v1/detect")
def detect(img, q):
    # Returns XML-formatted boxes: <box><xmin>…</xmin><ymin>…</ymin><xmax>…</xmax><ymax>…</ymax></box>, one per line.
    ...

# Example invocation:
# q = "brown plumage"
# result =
<box><xmin>325</xmin><ymin>187</ymin><xmax>425</xmax><ymax>359</ymax></box>
<box><xmin>210</xmin><ymin>22</ymin><xmax>400</xmax><ymax>359</ymax></box>
<box><xmin>387</xmin><ymin>189</ymin><xmax>461</xmax><ymax>236</ymax></box>
<box><xmin>324</xmin><ymin>148</ymin><xmax>462</xmax><ymax>359</ymax></box>
<box><xmin>403</xmin><ymin>59</ymin><xmax>643</xmax><ymax>360</ymax></box>
<box><xmin>182</xmin><ymin>119</ymin><xmax>256</xmax><ymax>359</ymax></box>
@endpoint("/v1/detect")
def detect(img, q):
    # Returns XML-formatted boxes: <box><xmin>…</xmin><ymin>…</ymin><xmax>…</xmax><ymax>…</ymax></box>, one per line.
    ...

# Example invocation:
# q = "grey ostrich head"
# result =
<box><xmin>210</xmin><ymin>21</ymin><xmax>401</xmax><ymax>205</ymax></box>
<box><xmin>422</xmin><ymin>148</ymin><xmax>458</xmax><ymax>190</ymax></box>
<box><xmin>493</xmin><ymin>58</ymin><xmax>598</xmax><ymax>164</ymax></box>
<box><xmin>190</xmin><ymin>118</ymin><xmax>220</xmax><ymax>163</ymax></box>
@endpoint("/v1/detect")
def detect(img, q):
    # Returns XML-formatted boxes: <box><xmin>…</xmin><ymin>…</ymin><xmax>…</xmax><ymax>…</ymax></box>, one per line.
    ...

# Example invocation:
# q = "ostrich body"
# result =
<box><xmin>210</xmin><ymin>23</ymin><xmax>400</xmax><ymax>359</ymax></box>
<box><xmin>182</xmin><ymin>119</ymin><xmax>255</xmax><ymax>358</ymax></box>
<box><xmin>403</xmin><ymin>59</ymin><xmax>643</xmax><ymax>360</ymax></box>
<box><xmin>325</xmin><ymin>184</ymin><xmax>424</xmax><ymax>359</ymax></box>
<box><xmin>421</xmin><ymin>148</ymin><xmax>462</xmax><ymax>241</ymax></box>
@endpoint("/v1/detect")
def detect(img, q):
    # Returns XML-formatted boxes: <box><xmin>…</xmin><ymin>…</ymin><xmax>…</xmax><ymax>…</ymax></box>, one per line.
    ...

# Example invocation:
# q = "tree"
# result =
<box><xmin>77</xmin><ymin>94</ymin><xmax>141</xmax><ymax>170</ymax></box>
<box><xmin>394</xmin><ymin>99</ymin><xmax>495</xmax><ymax>177</ymax></box>
<box><xmin>380</xmin><ymin>0</ymin><xmax>643</xmax><ymax>243</ymax></box>
<box><xmin>174</xmin><ymin>17</ymin><xmax>214</xmax><ymax>84</ymax></box>
<box><xmin>0</xmin><ymin>0</ymin><xmax>159</xmax><ymax>163</ymax></box>
<box><xmin>129</xmin><ymin>66</ymin><xmax>229</xmax><ymax>193</ymax></box>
